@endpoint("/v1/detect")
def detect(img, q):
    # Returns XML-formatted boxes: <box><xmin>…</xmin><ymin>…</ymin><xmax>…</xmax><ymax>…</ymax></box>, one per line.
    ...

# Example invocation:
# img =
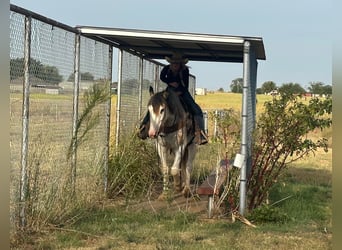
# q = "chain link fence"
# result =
<box><xmin>10</xmin><ymin>5</ymin><xmax>111</xmax><ymax>230</ymax></box>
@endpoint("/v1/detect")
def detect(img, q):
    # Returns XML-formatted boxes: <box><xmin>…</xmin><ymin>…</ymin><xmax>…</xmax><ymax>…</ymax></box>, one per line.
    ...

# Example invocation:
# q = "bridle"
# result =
<box><xmin>156</xmin><ymin>107</ymin><xmax>179</xmax><ymax>137</ymax></box>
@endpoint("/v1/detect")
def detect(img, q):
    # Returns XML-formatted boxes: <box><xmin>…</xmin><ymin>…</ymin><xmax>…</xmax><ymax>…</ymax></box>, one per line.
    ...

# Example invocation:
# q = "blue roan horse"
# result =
<box><xmin>147</xmin><ymin>87</ymin><xmax>196</xmax><ymax>198</ymax></box>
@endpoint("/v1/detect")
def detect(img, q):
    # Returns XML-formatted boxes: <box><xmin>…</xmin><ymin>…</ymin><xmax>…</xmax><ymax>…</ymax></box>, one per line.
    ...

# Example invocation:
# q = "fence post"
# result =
<box><xmin>138</xmin><ymin>57</ymin><xmax>143</xmax><ymax>120</ymax></box>
<box><xmin>104</xmin><ymin>46</ymin><xmax>113</xmax><ymax>193</ymax></box>
<box><xmin>240</xmin><ymin>41</ymin><xmax>258</xmax><ymax>215</ymax></box>
<box><xmin>71</xmin><ymin>33</ymin><xmax>81</xmax><ymax>194</ymax></box>
<box><xmin>154</xmin><ymin>64</ymin><xmax>159</xmax><ymax>91</ymax></box>
<box><xmin>115</xmin><ymin>49</ymin><xmax>123</xmax><ymax>149</ymax></box>
<box><xmin>239</xmin><ymin>41</ymin><xmax>250</xmax><ymax>216</ymax></box>
<box><xmin>19</xmin><ymin>15</ymin><xmax>31</xmax><ymax>229</ymax></box>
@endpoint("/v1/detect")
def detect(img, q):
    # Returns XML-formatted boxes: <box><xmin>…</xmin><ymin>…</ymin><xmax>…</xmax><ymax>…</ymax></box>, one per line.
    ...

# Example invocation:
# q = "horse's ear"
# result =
<box><xmin>149</xmin><ymin>86</ymin><xmax>154</xmax><ymax>96</ymax></box>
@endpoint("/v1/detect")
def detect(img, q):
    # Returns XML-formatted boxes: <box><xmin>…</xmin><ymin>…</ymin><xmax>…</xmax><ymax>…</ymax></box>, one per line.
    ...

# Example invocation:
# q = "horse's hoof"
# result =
<box><xmin>157</xmin><ymin>193</ymin><xmax>167</xmax><ymax>201</ymax></box>
<box><xmin>158</xmin><ymin>192</ymin><xmax>174</xmax><ymax>201</ymax></box>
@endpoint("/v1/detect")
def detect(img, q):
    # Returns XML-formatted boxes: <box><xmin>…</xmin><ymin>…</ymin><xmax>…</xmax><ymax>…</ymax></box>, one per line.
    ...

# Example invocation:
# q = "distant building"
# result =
<box><xmin>266</xmin><ymin>90</ymin><xmax>278</xmax><ymax>96</ymax></box>
<box><xmin>59</xmin><ymin>81</ymin><xmax>94</xmax><ymax>91</ymax></box>
<box><xmin>196</xmin><ymin>88</ymin><xmax>207</xmax><ymax>95</ymax></box>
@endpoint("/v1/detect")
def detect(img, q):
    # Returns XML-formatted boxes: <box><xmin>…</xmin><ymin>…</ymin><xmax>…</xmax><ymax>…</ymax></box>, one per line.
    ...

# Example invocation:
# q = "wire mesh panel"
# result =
<box><xmin>155</xmin><ymin>64</ymin><xmax>165</xmax><ymax>92</ymax></box>
<box><xmin>9</xmin><ymin>11</ymin><xmax>24</xmax><ymax>159</ymax></box>
<box><xmin>9</xmin><ymin>12</ymin><xmax>78</xmax><ymax>228</ymax></box>
<box><xmin>77</xmin><ymin>36</ymin><xmax>110</xmax><ymax>194</ymax></box>
<box><xmin>30</xmin><ymin>18</ymin><xmax>75</xmax><ymax>83</ymax></box>
<box><xmin>9</xmin><ymin>10</ymin><xmax>25</xmax><ymax>228</ymax></box>
<box><xmin>118</xmin><ymin>51</ymin><xmax>140</xmax><ymax>138</ymax></box>
<box><xmin>9</xmin><ymin>6</ymin><xmax>111</xmax><ymax>231</ymax></box>
<box><xmin>27</xmin><ymin>17</ymin><xmax>76</xmax><ymax>171</ymax></box>
<box><xmin>140</xmin><ymin>59</ymin><xmax>157</xmax><ymax>121</ymax></box>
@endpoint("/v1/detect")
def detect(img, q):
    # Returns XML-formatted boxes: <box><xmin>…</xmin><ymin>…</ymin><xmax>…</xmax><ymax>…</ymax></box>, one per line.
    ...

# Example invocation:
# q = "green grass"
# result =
<box><xmin>253</xmin><ymin>167</ymin><xmax>331</xmax><ymax>230</ymax></box>
<box><xmin>23</xmin><ymin>162</ymin><xmax>331</xmax><ymax>250</ymax></box>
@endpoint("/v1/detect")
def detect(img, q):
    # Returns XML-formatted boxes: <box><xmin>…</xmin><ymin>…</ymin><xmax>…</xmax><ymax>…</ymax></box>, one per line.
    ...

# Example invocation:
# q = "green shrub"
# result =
<box><xmin>247</xmin><ymin>94</ymin><xmax>332</xmax><ymax>210</ymax></box>
<box><xmin>107</xmin><ymin>135</ymin><xmax>160</xmax><ymax>200</ymax></box>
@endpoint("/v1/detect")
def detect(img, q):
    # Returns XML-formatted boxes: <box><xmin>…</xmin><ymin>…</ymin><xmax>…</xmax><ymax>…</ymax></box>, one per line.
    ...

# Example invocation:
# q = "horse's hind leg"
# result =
<box><xmin>180</xmin><ymin>160</ymin><xmax>190</xmax><ymax>197</ymax></box>
<box><xmin>182</xmin><ymin>166</ymin><xmax>191</xmax><ymax>198</ymax></box>
<box><xmin>182</xmin><ymin>145</ymin><xmax>196</xmax><ymax>198</ymax></box>
<box><xmin>173</xmin><ymin>172</ymin><xmax>182</xmax><ymax>193</ymax></box>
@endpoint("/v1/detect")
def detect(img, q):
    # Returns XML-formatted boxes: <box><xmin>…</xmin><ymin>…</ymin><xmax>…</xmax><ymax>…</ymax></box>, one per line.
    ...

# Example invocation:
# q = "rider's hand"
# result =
<box><xmin>169</xmin><ymin>82</ymin><xmax>179</xmax><ymax>88</ymax></box>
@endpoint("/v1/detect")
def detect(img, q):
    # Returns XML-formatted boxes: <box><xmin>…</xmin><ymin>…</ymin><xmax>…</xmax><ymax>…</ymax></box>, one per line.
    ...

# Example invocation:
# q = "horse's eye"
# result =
<box><xmin>160</xmin><ymin>108</ymin><xmax>165</xmax><ymax>115</ymax></box>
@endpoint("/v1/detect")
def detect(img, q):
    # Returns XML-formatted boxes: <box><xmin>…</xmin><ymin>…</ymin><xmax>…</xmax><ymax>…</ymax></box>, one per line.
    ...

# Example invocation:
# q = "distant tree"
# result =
<box><xmin>11</xmin><ymin>58</ymin><xmax>37</xmax><ymax>79</ymax></box>
<box><xmin>10</xmin><ymin>57</ymin><xmax>63</xmax><ymax>85</ymax></box>
<box><xmin>39</xmin><ymin>65</ymin><xmax>63</xmax><ymax>84</ymax></box>
<box><xmin>256</xmin><ymin>88</ymin><xmax>263</xmax><ymax>94</ymax></box>
<box><xmin>308</xmin><ymin>81</ymin><xmax>324</xmax><ymax>95</ymax></box>
<box><xmin>308</xmin><ymin>81</ymin><xmax>332</xmax><ymax>95</ymax></box>
<box><xmin>278</xmin><ymin>82</ymin><xmax>305</xmax><ymax>95</ymax></box>
<box><xmin>261</xmin><ymin>81</ymin><xmax>277</xmax><ymax>94</ymax></box>
<box><xmin>230</xmin><ymin>78</ymin><xmax>243</xmax><ymax>93</ymax></box>
<box><xmin>82</xmin><ymin>72</ymin><xmax>95</xmax><ymax>81</ymax></box>
<box><xmin>322</xmin><ymin>85</ymin><xmax>332</xmax><ymax>95</ymax></box>
<box><xmin>217</xmin><ymin>87</ymin><xmax>224</xmax><ymax>92</ymax></box>
<box><xmin>68</xmin><ymin>72</ymin><xmax>95</xmax><ymax>81</ymax></box>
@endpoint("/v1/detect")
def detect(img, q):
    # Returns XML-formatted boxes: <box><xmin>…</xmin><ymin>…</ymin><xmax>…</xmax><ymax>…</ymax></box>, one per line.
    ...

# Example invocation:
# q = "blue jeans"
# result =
<box><xmin>179</xmin><ymin>90</ymin><xmax>205</xmax><ymax>132</ymax></box>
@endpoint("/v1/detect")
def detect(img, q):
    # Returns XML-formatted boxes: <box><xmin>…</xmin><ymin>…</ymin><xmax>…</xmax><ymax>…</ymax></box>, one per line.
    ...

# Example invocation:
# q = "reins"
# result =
<box><xmin>159</xmin><ymin>114</ymin><xmax>179</xmax><ymax>135</ymax></box>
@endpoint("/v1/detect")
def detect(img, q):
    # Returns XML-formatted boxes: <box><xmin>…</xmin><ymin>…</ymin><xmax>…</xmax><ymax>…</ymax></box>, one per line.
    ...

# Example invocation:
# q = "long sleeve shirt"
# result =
<box><xmin>160</xmin><ymin>65</ymin><xmax>189</xmax><ymax>93</ymax></box>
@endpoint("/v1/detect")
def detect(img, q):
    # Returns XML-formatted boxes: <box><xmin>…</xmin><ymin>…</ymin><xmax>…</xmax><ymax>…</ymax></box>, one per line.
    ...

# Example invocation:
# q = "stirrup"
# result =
<box><xmin>199</xmin><ymin>130</ymin><xmax>208</xmax><ymax>145</ymax></box>
<box><xmin>195</xmin><ymin>130</ymin><xmax>208</xmax><ymax>145</ymax></box>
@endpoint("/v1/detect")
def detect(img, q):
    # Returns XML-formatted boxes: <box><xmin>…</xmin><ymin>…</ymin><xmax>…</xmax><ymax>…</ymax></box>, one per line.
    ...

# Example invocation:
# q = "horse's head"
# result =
<box><xmin>147</xmin><ymin>89</ymin><xmax>169</xmax><ymax>138</ymax></box>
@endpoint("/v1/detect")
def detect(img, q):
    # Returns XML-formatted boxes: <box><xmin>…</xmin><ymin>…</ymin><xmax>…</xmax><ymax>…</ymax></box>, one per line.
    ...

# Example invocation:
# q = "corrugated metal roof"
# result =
<box><xmin>76</xmin><ymin>26</ymin><xmax>266</xmax><ymax>63</ymax></box>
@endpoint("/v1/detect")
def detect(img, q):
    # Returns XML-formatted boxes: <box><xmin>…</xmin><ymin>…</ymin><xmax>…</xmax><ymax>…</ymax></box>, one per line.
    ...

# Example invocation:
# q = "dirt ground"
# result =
<box><xmin>126</xmin><ymin>184</ymin><xmax>225</xmax><ymax>220</ymax></box>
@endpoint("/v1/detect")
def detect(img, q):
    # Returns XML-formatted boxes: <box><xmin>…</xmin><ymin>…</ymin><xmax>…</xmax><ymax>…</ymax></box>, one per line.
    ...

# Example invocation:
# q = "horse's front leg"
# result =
<box><xmin>170</xmin><ymin>146</ymin><xmax>183</xmax><ymax>176</ymax></box>
<box><xmin>157</xmin><ymin>144</ymin><xmax>170</xmax><ymax>200</ymax></box>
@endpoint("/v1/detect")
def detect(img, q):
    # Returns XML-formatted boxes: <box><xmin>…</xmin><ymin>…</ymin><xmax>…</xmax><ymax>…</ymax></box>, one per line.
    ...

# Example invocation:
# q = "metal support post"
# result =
<box><xmin>19</xmin><ymin>15</ymin><xmax>31</xmax><ymax>228</ymax></box>
<box><xmin>103</xmin><ymin>46</ymin><xmax>113</xmax><ymax>193</ymax></box>
<box><xmin>138</xmin><ymin>57</ymin><xmax>143</xmax><ymax>120</ymax></box>
<box><xmin>240</xmin><ymin>41</ymin><xmax>251</xmax><ymax>215</ymax></box>
<box><xmin>115</xmin><ymin>49</ymin><xmax>123</xmax><ymax>149</ymax></box>
<box><xmin>71</xmin><ymin>33</ymin><xmax>81</xmax><ymax>194</ymax></box>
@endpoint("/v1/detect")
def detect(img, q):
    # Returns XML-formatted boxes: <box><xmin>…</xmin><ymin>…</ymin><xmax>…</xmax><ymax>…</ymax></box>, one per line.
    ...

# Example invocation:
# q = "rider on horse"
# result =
<box><xmin>138</xmin><ymin>52</ymin><xmax>208</xmax><ymax>145</ymax></box>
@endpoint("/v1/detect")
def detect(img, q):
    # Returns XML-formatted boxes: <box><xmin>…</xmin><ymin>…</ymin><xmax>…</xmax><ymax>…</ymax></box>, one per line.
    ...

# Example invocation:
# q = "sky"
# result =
<box><xmin>10</xmin><ymin>0</ymin><xmax>332</xmax><ymax>91</ymax></box>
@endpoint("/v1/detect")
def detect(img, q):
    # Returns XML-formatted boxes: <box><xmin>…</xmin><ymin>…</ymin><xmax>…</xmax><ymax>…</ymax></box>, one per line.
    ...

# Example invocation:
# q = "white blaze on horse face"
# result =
<box><xmin>148</xmin><ymin>104</ymin><xmax>165</xmax><ymax>138</ymax></box>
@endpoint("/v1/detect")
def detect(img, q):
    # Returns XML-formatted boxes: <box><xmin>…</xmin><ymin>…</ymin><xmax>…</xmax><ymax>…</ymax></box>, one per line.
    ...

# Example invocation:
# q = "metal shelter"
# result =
<box><xmin>77</xmin><ymin>26</ymin><xmax>266</xmax><ymax>215</ymax></box>
<box><xmin>77</xmin><ymin>26</ymin><xmax>265</xmax><ymax>63</ymax></box>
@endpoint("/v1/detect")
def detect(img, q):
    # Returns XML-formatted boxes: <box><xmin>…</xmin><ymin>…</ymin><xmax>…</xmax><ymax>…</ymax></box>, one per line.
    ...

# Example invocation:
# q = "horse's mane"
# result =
<box><xmin>149</xmin><ymin>89</ymin><xmax>186</xmax><ymax>119</ymax></box>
